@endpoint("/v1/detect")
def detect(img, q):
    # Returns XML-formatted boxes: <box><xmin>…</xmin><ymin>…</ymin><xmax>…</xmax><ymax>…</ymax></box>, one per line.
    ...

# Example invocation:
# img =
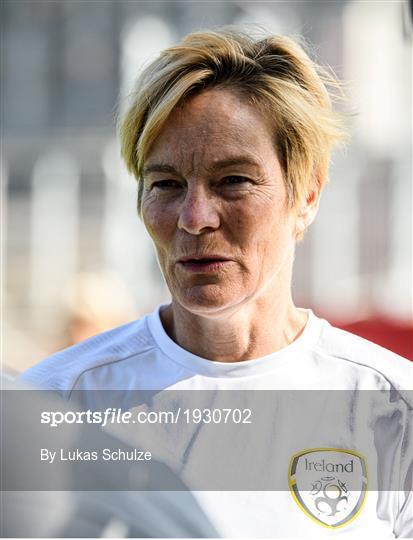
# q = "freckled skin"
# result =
<box><xmin>141</xmin><ymin>87</ymin><xmax>318</xmax><ymax>361</ymax></box>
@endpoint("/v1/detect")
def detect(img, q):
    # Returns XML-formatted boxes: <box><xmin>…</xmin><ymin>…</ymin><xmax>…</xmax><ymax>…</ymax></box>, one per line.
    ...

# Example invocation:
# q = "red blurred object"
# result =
<box><xmin>332</xmin><ymin>317</ymin><xmax>413</xmax><ymax>361</ymax></box>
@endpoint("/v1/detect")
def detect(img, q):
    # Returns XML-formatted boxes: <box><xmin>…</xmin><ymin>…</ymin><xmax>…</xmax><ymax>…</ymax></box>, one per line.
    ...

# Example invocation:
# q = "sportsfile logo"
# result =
<box><xmin>289</xmin><ymin>448</ymin><xmax>367</xmax><ymax>528</ymax></box>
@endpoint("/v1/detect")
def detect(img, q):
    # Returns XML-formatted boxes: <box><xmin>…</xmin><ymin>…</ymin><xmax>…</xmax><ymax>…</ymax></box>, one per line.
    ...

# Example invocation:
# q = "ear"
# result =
<box><xmin>294</xmin><ymin>169</ymin><xmax>325</xmax><ymax>239</ymax></box>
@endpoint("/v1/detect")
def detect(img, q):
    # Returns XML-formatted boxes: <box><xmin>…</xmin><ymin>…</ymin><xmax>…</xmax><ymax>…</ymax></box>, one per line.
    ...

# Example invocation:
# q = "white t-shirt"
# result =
<box><xmin>21</xmin><ymin>306</ymin><xmax>413</xmax><ymax>538</ymax></box>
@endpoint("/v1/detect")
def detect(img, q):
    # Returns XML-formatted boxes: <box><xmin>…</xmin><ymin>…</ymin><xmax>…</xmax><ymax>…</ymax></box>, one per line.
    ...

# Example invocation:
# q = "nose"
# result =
<box><xmin>177</xmin><ymin>185</ymin><xmax>220</xmax><ymax>235</ymax></box>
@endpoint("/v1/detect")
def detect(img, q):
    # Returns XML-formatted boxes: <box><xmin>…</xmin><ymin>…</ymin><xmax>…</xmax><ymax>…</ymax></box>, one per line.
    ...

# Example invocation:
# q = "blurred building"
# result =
<box><xmin>1</xmin><ymin>0</ymin><xmax>412</xmax><ymax>372</ymax></box>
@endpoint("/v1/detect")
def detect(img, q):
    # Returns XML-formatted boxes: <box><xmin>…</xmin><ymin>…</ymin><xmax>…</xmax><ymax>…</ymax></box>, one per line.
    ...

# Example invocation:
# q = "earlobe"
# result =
<box><xmin>298</xmin><ymin>190</ymin><xmax>317</xmax><ymax>218</ymax></box>
<box><xmin>294</xmin><ymin>188</ymin><xmax>322</xmax><ymax>238</ymax></box>
<box><xmin>294</xmin><ymin>169</ymin><xmax>325</xmax><ymax>239</ymax></box>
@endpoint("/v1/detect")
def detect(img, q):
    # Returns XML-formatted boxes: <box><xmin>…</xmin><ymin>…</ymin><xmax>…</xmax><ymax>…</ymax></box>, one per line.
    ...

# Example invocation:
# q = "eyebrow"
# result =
<box><xmin>142</xmin><ymin>157</ymin><xmax>262</xmax><ymax>177</ymax></box>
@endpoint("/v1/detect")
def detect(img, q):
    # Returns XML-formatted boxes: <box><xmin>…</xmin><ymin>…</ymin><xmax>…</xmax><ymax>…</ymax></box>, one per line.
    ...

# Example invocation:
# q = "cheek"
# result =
<box><xmin>142</xmin><ymin>200</ymin><xmax>175</xmax><ymax>245</ymax></box>
<box><xmin>235</xmin><ymin>197</ymin><xmax>292</xmax><ymax>242</ymax></box>
<box><xmin>241</xmin><ymin>206</ymin><xmax>296</xmax><ymax>266</ymax></box>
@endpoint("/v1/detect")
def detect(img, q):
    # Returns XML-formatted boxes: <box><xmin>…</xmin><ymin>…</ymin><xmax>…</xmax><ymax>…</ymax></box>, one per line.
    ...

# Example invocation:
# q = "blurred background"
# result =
<box><xmin>1</xmin><ymin>0</ymin><xmax>412</xmax><ymax>374</ymax></box>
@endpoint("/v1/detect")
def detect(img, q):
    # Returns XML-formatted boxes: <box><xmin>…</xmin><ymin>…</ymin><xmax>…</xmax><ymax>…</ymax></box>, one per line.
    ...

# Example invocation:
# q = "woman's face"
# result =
<box><xmin>141</xmin><ymin>87</ymin><xmax>302</xmax><ymax>317</ymax></box>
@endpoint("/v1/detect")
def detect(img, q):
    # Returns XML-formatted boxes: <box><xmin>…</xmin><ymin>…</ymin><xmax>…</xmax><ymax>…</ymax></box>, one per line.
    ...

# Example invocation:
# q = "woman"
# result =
<box><xmin>22</xmin><ymin>28</ymin><xmax>412</xmax><ymax>537</ymax></box>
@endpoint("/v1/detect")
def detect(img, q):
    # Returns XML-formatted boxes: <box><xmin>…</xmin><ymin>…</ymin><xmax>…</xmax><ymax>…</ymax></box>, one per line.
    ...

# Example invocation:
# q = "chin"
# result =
<box><xmin>173</xmin><ymin>284</ymin><xmax>242</xmax><ymax>317</ymax></box>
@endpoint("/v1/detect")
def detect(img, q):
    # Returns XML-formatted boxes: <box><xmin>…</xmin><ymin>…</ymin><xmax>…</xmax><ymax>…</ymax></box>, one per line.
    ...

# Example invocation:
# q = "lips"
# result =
<box><xmin>178</xmin><ymin>255</ymin><xmax>231</xmax><ymax>264</ymax></box>
<box><xmin>177</xmin><ymin>255</ymin><xmax>232</xmax><ymax>272</ymax></box>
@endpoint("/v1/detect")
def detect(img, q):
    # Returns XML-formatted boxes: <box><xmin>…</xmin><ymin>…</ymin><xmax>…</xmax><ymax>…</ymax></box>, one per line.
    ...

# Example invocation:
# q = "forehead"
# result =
<box><xmin>145</xmin><ymin>87</ymin><xmax>277</xmax><ymax>173</ymax></box>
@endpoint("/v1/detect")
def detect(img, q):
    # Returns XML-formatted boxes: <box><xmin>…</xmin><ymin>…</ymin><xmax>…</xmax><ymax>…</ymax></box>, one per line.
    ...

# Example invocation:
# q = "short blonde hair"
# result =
<box><xmin>118</xmin><ymin>27</ymin><xmax>348</xmax><ymax>211</ymax></box>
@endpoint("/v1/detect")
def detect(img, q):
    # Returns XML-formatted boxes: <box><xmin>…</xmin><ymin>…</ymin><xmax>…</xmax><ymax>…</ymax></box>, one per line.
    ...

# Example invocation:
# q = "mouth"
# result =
<box><xmin>177</xmin><ymin>256</ymin><xmax>232</xmax><ymax>272</ymax></box>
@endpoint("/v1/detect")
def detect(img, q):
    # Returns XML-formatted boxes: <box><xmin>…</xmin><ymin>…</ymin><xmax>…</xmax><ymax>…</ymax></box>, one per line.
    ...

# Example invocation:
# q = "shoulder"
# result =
<box><xmin>315</xmin><ymin>317</ymin><xmax>413</xmax><ymax>394</ymax></box>
<box><xmin>19</xmin><ymin>315</ymin><xmax>156</xmax><ymax>392</ymax></box>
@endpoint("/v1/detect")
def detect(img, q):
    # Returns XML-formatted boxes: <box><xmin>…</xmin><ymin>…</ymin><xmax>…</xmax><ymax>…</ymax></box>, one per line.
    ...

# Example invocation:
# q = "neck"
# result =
<box><xmin>160</xmin><ymin>290</ymin><xmax>308</xmax><ymax>363</ymax></box>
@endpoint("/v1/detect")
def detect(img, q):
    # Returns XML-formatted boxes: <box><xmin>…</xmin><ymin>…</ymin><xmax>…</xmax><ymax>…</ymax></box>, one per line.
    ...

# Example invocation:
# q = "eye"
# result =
<box><xmin>152</xmin><ymin>180</ymin><xmax>181</xmax><ymax>189</ymax></box>
<box><xmin>222</xmin><ymin>175</ymin><xmax>251</xmax><ymax>185</ymax></box>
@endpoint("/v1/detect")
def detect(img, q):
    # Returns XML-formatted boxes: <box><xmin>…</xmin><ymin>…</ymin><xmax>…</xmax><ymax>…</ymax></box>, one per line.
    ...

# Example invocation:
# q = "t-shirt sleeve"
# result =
<box><xmin>18</xmin><ymin>349</ymin><xmax>77</xmax><ymax>391</ymax></box>
<box><xmin>394</xmin><ymin>490</ymin><xmax>413</xmax><ymax>538</ymax></box>
<box><xmin>394</xmin><ymin>396</ymin><xmax>413</xmax><ymax>538</ymax></box>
